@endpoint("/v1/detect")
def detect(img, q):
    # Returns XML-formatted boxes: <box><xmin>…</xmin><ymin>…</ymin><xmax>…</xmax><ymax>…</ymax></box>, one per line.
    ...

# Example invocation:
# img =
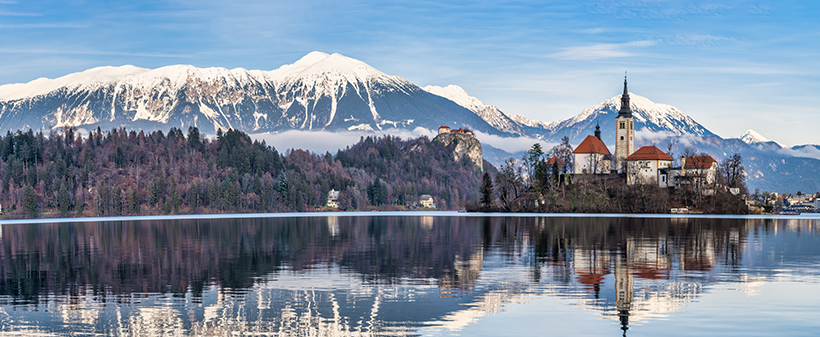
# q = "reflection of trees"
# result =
<box><xmin>0</xmin><ymin>216</ymin><xmax>816</xmax><ymax>335</ymax></box>
<box><xmin>0</xmin><ymin>216</ymin><xmax>486</xmax><ymax>303</ymax></box>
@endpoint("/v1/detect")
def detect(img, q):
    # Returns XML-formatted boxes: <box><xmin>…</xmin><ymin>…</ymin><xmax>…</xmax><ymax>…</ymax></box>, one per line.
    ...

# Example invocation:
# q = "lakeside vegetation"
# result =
<box><xmin>469</xmin><ymin>143</ymin><xmax>750</xmax><ymax>214</ymax></box>
<box><xmin>0</xmin><ymin>126</ymin><xmax>755</xmax><ymax>219</ymax></box>
<box><xmin>0</xmin><ymin>127</ymin><xmax>486</xmax><ymax>219</ymax></box>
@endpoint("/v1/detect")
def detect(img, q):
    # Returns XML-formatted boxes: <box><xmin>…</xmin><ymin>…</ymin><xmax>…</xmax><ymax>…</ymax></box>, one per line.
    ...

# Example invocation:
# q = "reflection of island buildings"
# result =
<box><xmin>0</xmin><ymin>217</ymin><xmax>815</xmax><ymax>335</ymax></box>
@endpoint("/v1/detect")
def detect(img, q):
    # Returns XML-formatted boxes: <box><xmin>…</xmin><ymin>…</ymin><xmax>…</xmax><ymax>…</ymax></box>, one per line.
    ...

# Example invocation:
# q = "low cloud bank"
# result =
<box><xmin>472</xmin><ymin>130</ymin><xmax>556</xmax><ymax>154</ymax></box>
<box><xmin>248</xmin><ymin>128</ymin><xmax>437</xmax><ymax>154</ymax></box>
<box><xmin>246</xmin><ymin>128</ymin><xmax>556</xmax><ymax>157</ymax></box>
<box><xmin>778</xmin><ymin>146</ymin><xmax>820</xmax><ymax>160</ymax></box>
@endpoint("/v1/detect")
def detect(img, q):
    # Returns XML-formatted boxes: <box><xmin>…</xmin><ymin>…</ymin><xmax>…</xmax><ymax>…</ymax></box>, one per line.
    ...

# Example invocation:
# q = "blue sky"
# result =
<box><xmin>1</xmin><ymin>0</ymin><xmax>818</xmax><ymax>146</ymax></box>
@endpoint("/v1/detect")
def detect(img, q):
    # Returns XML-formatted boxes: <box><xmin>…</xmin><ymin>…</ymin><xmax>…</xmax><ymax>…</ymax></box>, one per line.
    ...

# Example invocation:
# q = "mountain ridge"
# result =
<box><xmin>1</xmin><ymin>52</ymin><xmax>819</xmax><ymax>192</ymax></box>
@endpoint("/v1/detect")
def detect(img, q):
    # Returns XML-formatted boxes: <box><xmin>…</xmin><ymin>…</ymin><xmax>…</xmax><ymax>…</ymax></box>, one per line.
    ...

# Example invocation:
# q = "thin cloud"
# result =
<box><xmin>744</xmin><ymin>82</ymin><xmax>784</xmax><ymax>87</ymax></box>
<box><xmin>665</xmin><ymin>35</ymin><xmax>730</xmax><ymax>47</ymax></box>
<box><xmin>0</xmin><ymin>23</ymin><xmax>89</xmax><ymax>28</ymax></box>
<box><xmin>0</xmin><ymin>48</ymin><xmax>188</xmax><ymax>58</ymax></box>
<box><xmin>0</xmin><ymin>10</ymin><xmax>40</xmax><ymax>16</ymax></box>
<box><xmin>549</xmin><ymin>44</ymin><xmax>633</xmax><ymax>60</ymax></box>
<box><xmin>549</xmin><ymin>40</ymin><xmax>656</xmax><ymax>60</ymax></box>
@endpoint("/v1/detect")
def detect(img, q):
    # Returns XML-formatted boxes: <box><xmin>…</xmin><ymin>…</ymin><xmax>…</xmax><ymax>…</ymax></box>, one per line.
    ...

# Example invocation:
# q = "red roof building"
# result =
<box><xmin>624</xmin><ymin>146</ymin><xmax>673</xmax><ymax>161</ymax></box>
<box><xmin>546</xmin><ymin>155</ymin><xmax>565</xmax><ymax>167</ymax></box>
<box><xmin>625</xmin><ymin>146</ymin><xmax>674</xmax><ymax>185</ymax></box>
<box><xmin>683</xmin><ymin>155</ymin><xmax>717</xmax><ymax>169</ymax></box>
<box><xmin>573</xmin><ymin>135</ymin><xmax>612</xmax><ymax>174</ymax></box>
<box><xmin>572</xmin><ymin>135</ymin><xmax>612</xmax><ymax>155</ymax></box>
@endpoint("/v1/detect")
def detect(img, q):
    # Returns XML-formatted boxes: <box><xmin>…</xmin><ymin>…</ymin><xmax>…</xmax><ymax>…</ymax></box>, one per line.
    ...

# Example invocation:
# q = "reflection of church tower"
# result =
<box><xmin>614</xmin><ymin>249</ymin><xmax>634</xmax><ymax>336</ymax></box>
<box><xmin>614</xmin><ymin>75</ymin><xmax>635</xmax><ymax>173</ymax></box>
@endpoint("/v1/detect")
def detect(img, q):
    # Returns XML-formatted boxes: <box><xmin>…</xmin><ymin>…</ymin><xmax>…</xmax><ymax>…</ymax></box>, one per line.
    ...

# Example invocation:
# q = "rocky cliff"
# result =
<box><xmin>433</xmin><ymin>131</ymin><xmax>483</xmax><ymax>171</ymax></box>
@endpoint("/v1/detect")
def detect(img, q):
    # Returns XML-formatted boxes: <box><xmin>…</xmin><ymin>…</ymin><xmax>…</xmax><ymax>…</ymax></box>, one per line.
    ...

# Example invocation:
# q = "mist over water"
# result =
<box><xmin>0</xmin><ymin>215</ymin><xmax>817</xmax><ymax>336</ymax></box>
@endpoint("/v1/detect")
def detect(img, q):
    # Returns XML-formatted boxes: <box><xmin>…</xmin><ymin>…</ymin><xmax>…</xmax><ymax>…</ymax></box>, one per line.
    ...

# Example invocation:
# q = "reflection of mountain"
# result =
<box><xmin>0</xmin><ymin>216</ymin><xmax>817</xmax><ymax>335</ymax></box>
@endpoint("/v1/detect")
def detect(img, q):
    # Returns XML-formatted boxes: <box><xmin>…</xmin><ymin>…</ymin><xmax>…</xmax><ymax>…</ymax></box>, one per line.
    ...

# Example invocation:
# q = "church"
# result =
<box><xmin>571</xmin><ymin>76</ymin><xmax>674</xmax><ymax>185</ymax></box>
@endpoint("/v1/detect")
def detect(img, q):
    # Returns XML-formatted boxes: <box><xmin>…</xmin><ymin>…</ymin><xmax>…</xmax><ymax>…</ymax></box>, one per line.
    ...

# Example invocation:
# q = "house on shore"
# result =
<box><xmin>625</xmin><ymin>146</ymin><xmax>673</xmax><ymax>185</ymax></box>
<box><xmin>419</xmin><ymin>194</ymin><xmax>436</xmax><ymax>208</ymax></box>
<box><xmin>660</xmin><ymin>155</ymin><xmax>718</xmax><ymax>191</ymax></box>
<box><xmin>326</xmin><ymin>189</ymin><xmax>340</xmax><ymax>208</ymax></box>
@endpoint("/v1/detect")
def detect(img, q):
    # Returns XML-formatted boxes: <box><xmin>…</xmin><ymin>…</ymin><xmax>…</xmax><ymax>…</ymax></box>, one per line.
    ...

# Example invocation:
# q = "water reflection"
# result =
<box><xmin>0</xmin><ymin>216</ymin><xmax>817</xmax><ymax>336</ymax></box>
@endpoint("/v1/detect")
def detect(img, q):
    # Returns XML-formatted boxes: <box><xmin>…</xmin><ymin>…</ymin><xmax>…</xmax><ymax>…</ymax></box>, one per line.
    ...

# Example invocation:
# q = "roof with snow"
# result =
<box><xmin>573</xmin><ymin>135</ymin><xmax>611</xmax><ymax>155</ymax></box>
<box><xmin>625</xmin><ymin>146</ymin><xmax>673</xmax><ymax>161</ymax></box>
<box><xmin>683</xmin><ymin>155</ymin><xmax>717</xmax><ymax>169</ymax></box>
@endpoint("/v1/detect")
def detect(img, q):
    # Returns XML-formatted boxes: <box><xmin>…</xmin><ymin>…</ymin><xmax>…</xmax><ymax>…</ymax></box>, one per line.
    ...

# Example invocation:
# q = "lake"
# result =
<box><xmin>0</xmin><ymin>213</ymin><xmax>818</xmax><ymax>336</ymax></box>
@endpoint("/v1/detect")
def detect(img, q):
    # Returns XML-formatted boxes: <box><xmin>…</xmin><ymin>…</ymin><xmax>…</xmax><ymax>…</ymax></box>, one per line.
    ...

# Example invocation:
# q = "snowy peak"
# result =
<box><xmin>423</xmin><ymin>85</ymin><xmax>487</xmax><ymax>113</ymax></box>
<box><xmin>0</xmin><ymin>65</ymin><xmax>148</xmax><ymax>101</ymax></box>
<box><xmin>270</xmin><ymin>51</ymin><xmax>400</xmax><ymax>87</ymax></box>
<box><xmin>740</xmin><ymin>129</ymin><xmax>784</xmax><ymax>148</ymax></box>
<box><xmin>568</xmin><ymin>93</ymin><xmax>710</xmax><ymax>136</ymax></box>
<box><xmin>740</xmin><ymin>129</ymin><xmax>770</xmax><ymax>144</ymax></box>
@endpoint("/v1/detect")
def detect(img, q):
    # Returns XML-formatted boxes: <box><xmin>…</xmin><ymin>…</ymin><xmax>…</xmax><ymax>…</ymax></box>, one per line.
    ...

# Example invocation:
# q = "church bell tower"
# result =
<box><xmin>614</xmin><ymin>74</ymin><xmax>635</xmax><ymax>173</ymax></box>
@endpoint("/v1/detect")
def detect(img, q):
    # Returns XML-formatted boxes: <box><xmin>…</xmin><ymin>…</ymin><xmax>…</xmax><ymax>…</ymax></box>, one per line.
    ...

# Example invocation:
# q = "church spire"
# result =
<box><xmin>594</xmin><ymin>122</ymin><xmax>601</xmax><ymax>140</ymax></box>
<box><xmin>618</xmin><ymin>72</ymin><xmax>632</xmax><ymax>117</ymax></box>
<box><xmin>623</xmin><ymin>72</ymin><xmax>628</xmax><ymax>96</ymax></box>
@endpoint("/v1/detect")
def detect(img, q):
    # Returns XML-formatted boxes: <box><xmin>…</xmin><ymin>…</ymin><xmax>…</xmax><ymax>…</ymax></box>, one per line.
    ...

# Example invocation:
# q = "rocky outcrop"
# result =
<box><xmin>434</xmin><ymin>130</ymin><xmax>483</xmax><ymax>171</ymax></box>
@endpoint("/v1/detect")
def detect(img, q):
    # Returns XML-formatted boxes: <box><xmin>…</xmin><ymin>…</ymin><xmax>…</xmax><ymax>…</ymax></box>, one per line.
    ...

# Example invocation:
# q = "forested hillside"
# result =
<box><xmin>0</xmin><ymin>127</ymin><xmax>486</xmax><ymax>218</ymax></box>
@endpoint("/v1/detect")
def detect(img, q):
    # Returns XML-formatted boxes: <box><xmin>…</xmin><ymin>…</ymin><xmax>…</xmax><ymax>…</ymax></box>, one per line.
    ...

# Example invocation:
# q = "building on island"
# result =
<box><xmin>624</xmin><ymin>146</ymin><xmax>673</xmax><ymax>185</ymax></box>
<box><xmin>435</xmin><ymin>125</ymin><xmax>482</xmax><ymax>171</ymax></box>
<box><xmin>438</xmin><ymin>125</ymin><xmax>474</xmax><ymax>136</ymax></box>
<box><xmin>326</xmin><ymin>189</ymin><xmax>340</xmax><ymax>208</ymax></box>
<box><xmin>419</xmin><ymin>194</ymin><xmax>436</xmax><ymax>208</ymax></box>
<box><xmin>573</xmin><ymin>124</ymin><xmax>612</xmax><ymax>174</ymax></box>
<box><xmin>614</xmin><ymin>75</ymin><xmax>636</xmax><ymax>174</ymax></box>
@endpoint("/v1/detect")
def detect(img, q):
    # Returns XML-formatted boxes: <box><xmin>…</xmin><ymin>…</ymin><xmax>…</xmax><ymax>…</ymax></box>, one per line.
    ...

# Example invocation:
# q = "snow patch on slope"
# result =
<box><xmin>423</xmin><ymin>85</ymin><xmax>487</xmax><ymax>112</ymax></box>
<box><xmin>740</xmin><ymin>129</ymin><xmax>784</xmax><ymax>147</ymax></box>
<box><xmin>0</xmin><ymin>65</ymin><xmax>147</xmax><ymax>101</ymax></box>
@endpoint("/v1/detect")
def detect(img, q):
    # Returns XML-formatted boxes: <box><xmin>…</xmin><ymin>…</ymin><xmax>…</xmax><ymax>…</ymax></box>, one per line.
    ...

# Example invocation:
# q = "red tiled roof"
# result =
<box><xmin>546</xmin><ymin>155</ymin><xmax>565</xmax><ymax>167</ymax></box>
<box><xmin>572</xmin><ymin>135</ymin><xmax>611</xmax><ymax>155</ymax></box>
<box><xmin>625</xmin><ymin>146</ymin><xmax>673</xmax><ymax>161</ymax></box>
<box><xmin>684</xmin><ymin>155</ymin><xmax>716</xmax><ymax>169</ymax></box>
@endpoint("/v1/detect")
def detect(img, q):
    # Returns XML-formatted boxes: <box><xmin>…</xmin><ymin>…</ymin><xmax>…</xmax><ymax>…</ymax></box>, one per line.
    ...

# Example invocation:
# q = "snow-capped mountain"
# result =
<box><xmin>0</xmin><ymin>52</ymin><xmax>502</xmax><ymax>135</ymax></box>
<box><xmin>740</xmin><ymin>129</ymin><xmax>785</xmax><ymax>148</ymax></box>
<box><xmin>540</xmin><ymin>93</ymin><xmax>716</xmax><ymax>145</ymax></box>
<box><xmin>422</xmin><ymin>84</ymin><xmax>541</xmax><ymax>136</ymax></box>
<box><xmin>3</xmin><ymin>52</ymin><xmax>819</xmax><ymax>192</ymax></box>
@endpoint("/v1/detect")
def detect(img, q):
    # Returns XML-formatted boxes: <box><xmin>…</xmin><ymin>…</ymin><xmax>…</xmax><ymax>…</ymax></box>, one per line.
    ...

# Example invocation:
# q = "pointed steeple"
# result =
<box><xmin>594</xmin><ymin>122</ymin><xmax>601</xmax><ymax>140</ymax></box>
<box><xmin>618</xmin><ymin>72</ymin><xmax>632</xmax><ymax>117</ymax></box>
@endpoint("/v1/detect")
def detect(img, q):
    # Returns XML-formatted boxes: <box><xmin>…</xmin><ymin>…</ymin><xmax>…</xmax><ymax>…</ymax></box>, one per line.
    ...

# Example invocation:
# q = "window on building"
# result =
<box><xmin>620</xmin><ymin>136</ymin><xmax>624</xmax><ymax>140</ymax></box>
<box><xmin>620</xmin><ymin>122</ymin><xmax>625</xmax><ymax>129</ymax></box>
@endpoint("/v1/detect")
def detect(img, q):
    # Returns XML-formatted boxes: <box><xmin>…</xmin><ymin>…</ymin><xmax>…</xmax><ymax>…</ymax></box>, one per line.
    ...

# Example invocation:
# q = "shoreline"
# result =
<box><xmin>1</xmin><ymin>211</ymin><xmax>818</xmax><ymax>225</ymax></box>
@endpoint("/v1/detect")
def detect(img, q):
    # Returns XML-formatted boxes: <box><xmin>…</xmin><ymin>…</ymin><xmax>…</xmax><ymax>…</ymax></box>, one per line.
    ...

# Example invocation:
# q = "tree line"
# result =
<box><xmin>0</xmin><ymin>127</ymin><xmax>486</xmax><ymax>218</ymax></box>
<box><xmin>472</xmin><ymin>141</ymin><xmax>749</xmax><ymax>214</ymax></box>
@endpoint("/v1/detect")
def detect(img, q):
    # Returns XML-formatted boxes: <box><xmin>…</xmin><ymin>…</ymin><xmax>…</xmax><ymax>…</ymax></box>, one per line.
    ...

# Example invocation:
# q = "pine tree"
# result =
<box><xmin>22</xmin><ymin>184</ymin><xmax>38</xmax><ymax>218</ymax></box>
<box><xmin>58</xmin><ymin>180</ymin><xmax>70</xmax><ymax>217</ymax></box>
<box><xmin>480</xmin><ymin>172</ymin><xmax>494</xmax><ymax>209</ymax></box>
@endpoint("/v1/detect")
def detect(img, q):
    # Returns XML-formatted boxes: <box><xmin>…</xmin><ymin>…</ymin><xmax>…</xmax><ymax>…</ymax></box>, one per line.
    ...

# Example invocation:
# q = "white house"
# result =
<box><xmin>625</xmin><ymin>146</ymin><xmax>673</xmax><ymax>185</ymax></box>
<box><xmin>326</xmin><ymin>189</ymin><xmax>340</xmax><ymax>208</ymax></box>
<box><xmin>659</xmin><ymin>155</ymin><xmax>719</xmax><ymax>193</ymax></box>
<box><xmin>419</xmin><ymin>194</ymin><xmax>436</xmax><ymax>208</ymax></box>
<box><xmin>572</xmin><ymin>130</ymin><xmax>612</xmax><ymax>175</ymax></box>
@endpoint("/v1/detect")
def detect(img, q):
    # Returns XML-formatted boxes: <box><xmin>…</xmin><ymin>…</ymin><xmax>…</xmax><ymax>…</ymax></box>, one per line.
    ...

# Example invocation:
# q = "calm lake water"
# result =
<box><xmin>0</xmin><ymin>213</ymin><xmax>818</xmax><ymax>336</ymax></box>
